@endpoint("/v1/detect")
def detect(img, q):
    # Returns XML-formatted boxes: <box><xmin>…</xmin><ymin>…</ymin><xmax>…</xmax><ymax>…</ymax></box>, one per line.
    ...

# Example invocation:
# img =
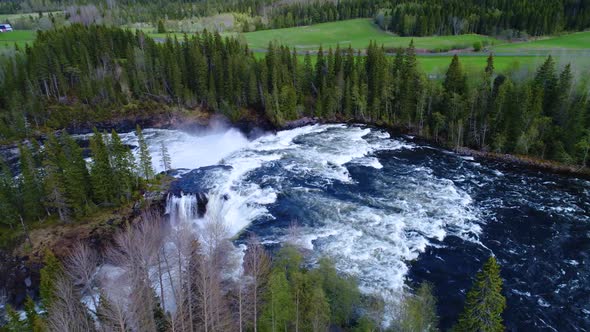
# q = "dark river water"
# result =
<box><xmin>141</xmin><ymin>124</ymin><xmax>590</xmax><ymax>331</ymax></box>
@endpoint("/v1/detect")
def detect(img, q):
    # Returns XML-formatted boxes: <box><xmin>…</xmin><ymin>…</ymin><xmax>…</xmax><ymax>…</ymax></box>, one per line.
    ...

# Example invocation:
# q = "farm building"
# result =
<box><xmin>0</xmin><ymin>24</ymin><xmax>13</xmax><ymax>32</ymax></box>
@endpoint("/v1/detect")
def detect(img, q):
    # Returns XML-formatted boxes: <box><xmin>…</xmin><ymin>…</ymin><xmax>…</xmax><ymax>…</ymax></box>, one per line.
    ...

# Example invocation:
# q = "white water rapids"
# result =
<box><xmin>116</xmin><ymin>124</ymin><xmax>482</xmax><ymax>315</ymax></box>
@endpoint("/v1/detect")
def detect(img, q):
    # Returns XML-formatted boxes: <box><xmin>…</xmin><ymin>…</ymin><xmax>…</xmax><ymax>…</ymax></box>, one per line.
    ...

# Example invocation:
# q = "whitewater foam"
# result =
<box><xmin>161</xmin><ymin>124</ymin><xmax>481</xmax><ymax>324</ymax></box>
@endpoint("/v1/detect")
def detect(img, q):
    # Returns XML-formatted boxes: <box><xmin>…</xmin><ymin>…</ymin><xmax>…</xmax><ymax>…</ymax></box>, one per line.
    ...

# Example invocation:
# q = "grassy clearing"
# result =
<box><xmin>0</xmin><ymin>30</ymin><xmax>36</xmax><ymax>49</ymax></box>
<box><xmin>493</xmin><ymin>31</ymin><xmax>590</xmax><ymax>52</ymax></box>
<box><xmin>0</xmin><ymin>11</ymin><xmax>62</xmax><ymax>22</ymax></box>
<box><xmin>418</xmin><ymin>55</ymin><xmax>541</xmax><ymax>75</ymax></box>
<box><xmin>240</xmin><ymin>19</ymin><xmax>499</xmax><ymax>51</ymax></box>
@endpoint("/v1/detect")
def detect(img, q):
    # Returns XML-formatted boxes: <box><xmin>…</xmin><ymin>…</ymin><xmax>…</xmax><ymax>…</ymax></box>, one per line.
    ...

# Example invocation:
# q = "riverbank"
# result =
<box><xmin>0</xmin><ymin>176</ymin><xmax>172</xmax><ymax>310</ymax></box>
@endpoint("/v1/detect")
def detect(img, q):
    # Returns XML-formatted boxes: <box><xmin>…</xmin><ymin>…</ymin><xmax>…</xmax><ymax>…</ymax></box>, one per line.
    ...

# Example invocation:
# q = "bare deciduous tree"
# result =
<box><xmin>106</xmin><ymin>210</ymin><xmax>164</xmax><ymax>332</ymax></box>
<box><xmin>65</xmin><ymin>241</ymin><xmax>99</xmax><ymax>313</ymax></box>
<box><xmin>243</xmin><ymin>234</ymin><xmax>271</xmax><ymax>332</ymax></box>
<box><xmin>46</xmin><ymin>276</ymin><xmax>94</xmax><ymax>332</ymax></box>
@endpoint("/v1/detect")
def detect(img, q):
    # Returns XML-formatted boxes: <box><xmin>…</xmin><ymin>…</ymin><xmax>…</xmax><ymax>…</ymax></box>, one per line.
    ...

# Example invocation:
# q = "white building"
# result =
<box><xmin>0</xmin><ymin>24</ymin><xmax>13</xmax><ymax>32</ymax></box>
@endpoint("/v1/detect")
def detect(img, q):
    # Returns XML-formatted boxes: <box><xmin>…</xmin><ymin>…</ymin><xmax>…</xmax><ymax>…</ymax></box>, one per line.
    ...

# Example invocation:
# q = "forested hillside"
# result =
<box><xmin>1</xmin><ymin>25</ymin><xmax>588</xmax><ymax>167</ymax></box>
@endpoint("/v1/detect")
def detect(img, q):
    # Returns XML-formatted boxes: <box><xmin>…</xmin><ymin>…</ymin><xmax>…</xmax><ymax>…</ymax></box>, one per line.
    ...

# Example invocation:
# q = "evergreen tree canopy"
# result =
<box><xmin>454</xmin><ymin>256</ymin><xmax>506</xmax><ymax>332</ymax></box>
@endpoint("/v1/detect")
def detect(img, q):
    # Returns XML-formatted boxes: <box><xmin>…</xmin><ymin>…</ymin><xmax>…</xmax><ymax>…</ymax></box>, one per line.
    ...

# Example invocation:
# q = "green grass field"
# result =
<box><xmin>240</xmin><ymin>19</ymin><xmax>499</xmax><ymax>51</ymax></box>
<box><xmin>493</xmin><ymin>31</ymin><xmax>590</xmax><ymax>53</ymax></box>
<box><xmin>0</xmin><ymin>30</ymin><xmax>36</xmax><ymax>49</ymax></box>
<box><xmin>0</xmin><ymin>11</ymin><xmax>62</xmax><ymax>22</ymax></box>
<box><xmin>240</xmin><ymin>19</ymin><xmax>589</xmax><ymax>74</ymax></box>
<box><xmin>2</xmin><ymin>19</ymin><xmax>588</xmax><ymax>75</ymax></box>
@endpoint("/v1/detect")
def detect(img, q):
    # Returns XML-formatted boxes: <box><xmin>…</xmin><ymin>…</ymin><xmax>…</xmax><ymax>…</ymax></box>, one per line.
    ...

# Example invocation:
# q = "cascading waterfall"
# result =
<box><xmin>114</xmin><ymin>124</ymin><xmax>590</xmax><ymax>330</ymax></box>
<box><xmin>165</xmin><ymin>193</ymin><xmax>200</xmax><ymax>226</ymax></box>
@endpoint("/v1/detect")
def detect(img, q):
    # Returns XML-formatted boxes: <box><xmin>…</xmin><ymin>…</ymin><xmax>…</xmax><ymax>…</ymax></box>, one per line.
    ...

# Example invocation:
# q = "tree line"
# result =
<box><xmin>1</xmin><ymin>25</ymin><xmax>589</xmax><ymax>167</ymax></box>
<box><xmin>4</xmin><ymin>0</ymin><xmax>590</xmax><ymax>36</ymax></box>
<box><xmin>0</xmin><ymin>125</ymin><xmax>156</xmax><ymax>230</ymax></box>
<box><xmin>2</xmin><ymin>207</ymin><xmax>507</xmax><ymax>332</ymax></box>
<box><xmin>268</xmin><ymin>0</ymin><xmax>590</xmax><ymax>36</ymax></box>
<box><xmin>375</xmin><ymin>0</ymin><xmax>590</xmax><ymax>36</ymax></box>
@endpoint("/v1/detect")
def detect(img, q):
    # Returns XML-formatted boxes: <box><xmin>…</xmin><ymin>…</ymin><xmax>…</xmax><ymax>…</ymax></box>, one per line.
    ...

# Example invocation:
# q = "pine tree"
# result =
<box><xmin>454</xmin><ymin>256</ymin><xmax>506</xmax><ymax>332</ymax></box>
<box><xmin>18</xmin><ymin>143</ymin><xmax>43</xmax><ymax>221</ymax></box>
<box><xmin>160</xmin><ymin>142</ymin><xmax>172</xmax><ymax>172</ymax></box>
<box><xmin>444</xmin><ymin>55</ymin><xmax>467</xmax><ymax>96</ymax></box>
<box><xmin>136</xmin><ymin>125</ymin><xmax>154</xmax><ymax>180</ymax></box>
<box><xmin>24</xmin><ymin>296</ymin><xmax>44</xmax><ymax>332</ymax></box>
<box><xmin>157</xmin><ymin>19</ymin><xmax>166</xmax><ymax>34</ymax></box>
<box><xmin>90</xmin><ymin>129</ymin><xmax>115</xmax><ymax>205</ymax></box>
<box><xmin>40</xmin><ymin>250</ymin><xmax>64</xmax><ymax>311</ymax></box>
<box><xmin>62</xmin><ymin>133</ymin><xmax>92</xmax><ymax>217</ymax></box>
<box><xmin>4</xmin><ymin>304</ymin><xmax>26</xmax><ymax>332</ymax></box>
<box><xmin>110</xmin><ymin>130</ymin><xmax>137</xmax><ymax>201</ymax></box>
<box><xmin>0</xmin><ymin>157</ymin><xmax>19</xmax><ymax>228</ymax></box>
<box><xmin>43</xmin><ymin>133</ymin><xmax>69</xmax><ymax>222</ymax></box>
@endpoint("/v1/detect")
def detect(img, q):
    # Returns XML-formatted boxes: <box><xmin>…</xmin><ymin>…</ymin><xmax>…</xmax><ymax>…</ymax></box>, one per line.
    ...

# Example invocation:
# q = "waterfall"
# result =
<box><xmin>165</xmin><ymin>192</ymin><xmax>209</xmax><ymax>226</ymax></box>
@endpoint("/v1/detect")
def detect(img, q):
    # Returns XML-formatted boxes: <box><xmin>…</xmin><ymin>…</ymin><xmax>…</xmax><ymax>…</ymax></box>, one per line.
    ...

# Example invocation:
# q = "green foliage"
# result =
<box><xmin>259</xmin><ymin>246</ymin><xmax>365</xmax><ymax>331</ymax></box>
<box><xmin>0</xmin><ymin>24</ymin><xmax>588</xmax><ymax>174</ymax></box>
<box><xmin>454</xmin><ymin>256</ymin><xmax>506</xmax><ymax>332</ymax></box>
<box><xmin>4</xmin><ymin>304</ymin><xmax>26</xmax><ymax>332</ymax></box>
<box><xmin>160</xmin><ymin>142</ymin><xmax>172</xmax><ymax>172</ymax></box>
<box><xmin>261</xmin><ymin>267</ymin><xmax>295</xmax><ymax>331</ymax></box>
<box><xmin>444</xmin><ymin>55</ymin><xmax>467</xmax><ymax>96</ymax></box>
<box><xmin>18</xmin><ymin>144</ymin><xmax>43</xmax><ymax>221</ymax></box>
<box><xmin>473</xmin><ymin>41</ymin><xmax>482</xmax><ymax>52</ymax></box>
<box><xmin>136</xmin><ymin>125</ymin><xmax>154</xmax><ymax>180</ymax></box>
<box><xmin>0</xmin><ymin>157</ymin><xmax>19</xmax><ymax>227</ymax></box>
<box><xmin>90</xmin><ymin>129</ymin><xmax>116</xmax><ymax>205</ymax></box>
<box><xmin>398</xmin><ymin>282</ymin><xmax>439</xmax><ymax>332</ymax></box>
<box><xmin>24</xmin><ymin>296</ymin><xmax>45</xmax><ymax>332</ymax></box>
<box><xmin>313</xmin><ymin>257</ymin><xmax>360</xmax><ymax>326</ymax></box>
<box><xmin>157</xmin><ymin>19</ymin><xmax>166</xmax><ymax>34</ymax></box>
<box><xmin>39</xmin><ymin>249</ymin><xmax>64</xmax><ymax>310</ymax></box>
<box><xmin>110</xmin><ymin>130</ymin><xmax>137</xmax><ymax>201</ymax></box>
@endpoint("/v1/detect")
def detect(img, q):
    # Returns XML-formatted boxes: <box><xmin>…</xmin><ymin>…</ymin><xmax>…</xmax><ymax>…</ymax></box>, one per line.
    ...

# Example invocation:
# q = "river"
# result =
<box><xmin>120</xmin><ymin>123</ymin><xmax>590</xmax><ymax>331</ymax></box>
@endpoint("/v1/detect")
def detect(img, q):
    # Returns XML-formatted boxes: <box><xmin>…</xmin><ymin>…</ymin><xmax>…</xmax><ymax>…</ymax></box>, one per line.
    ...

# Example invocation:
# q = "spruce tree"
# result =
<box><xmin>136</xmin><ymin>125</ymin><xmax>154</xmax><ymax>180</ymax></box>
<box><xmin>24</xmin><ymin>296</ymin><xmax>44</xmax><ymax>332</ymax></box>
<box><xmin>18</xmin><ymin>144</ymin><xmax>43</xmax><ymax>221</ymax></box>
<box><xmin>90</xmin><ymin>129</ymin><xmax>115</xmax><ymax>205</ymax></box>
<box><xmin>0</xmin><ymin>157</ymin><xmax>19</xmax><ymax>228</ymax></box>
<box><xmin>39</xmin><ymin>250</ymin><xmax>64</xmax><ymax>311</ymax></box>
<box><xmin>62</xmin><ymin>133</ymin><xmax>92</xmax><ymax>217</ymax></box>
<box><xmin>43</xmin><ymin>133</ymin><xmax>69</xmax><ymax>222</ymax></box>
<box><xmin>444</xmin><ymin>55</ymin><xmax>467</xmax><ymax>96</ymax></box>
<box><xmin>160</xmin><ymin>142</ymin><xmax>172</xmax><ymax>172</ymax></box>
<box><xmin>4</xmin><ymin>305</ymin><xmax>26</xmax><ymax>332</ymax></box>
<box><xmin>110</xmin><ymin>130</ymin><xmax>137</xmax><ymax>201</ymax></box>
<box><xmin>454</xmin><ymin>256</ymin><xmax>506</xmax><ymax>332</ymax></box>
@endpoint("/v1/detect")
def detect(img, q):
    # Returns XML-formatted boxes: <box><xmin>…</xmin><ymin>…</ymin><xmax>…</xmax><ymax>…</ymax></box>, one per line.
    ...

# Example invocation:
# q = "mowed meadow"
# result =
<box><xmin>0</xmin><ymin>30</ymin><xmax>35</xmax><ymax>49</ymax></box>
<box><xmin>240</xmin><ymin>18</ymin><xmax>499</xmax><ymax>52</ymax></box>
<box><xmin>239</xmin><ymin>19</ymin><xmax>590</xmax><ymax>74</ymax></box>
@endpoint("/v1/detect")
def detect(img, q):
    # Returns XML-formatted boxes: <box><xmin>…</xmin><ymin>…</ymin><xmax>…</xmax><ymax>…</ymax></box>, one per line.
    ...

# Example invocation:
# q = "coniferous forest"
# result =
<box><xmin>1</xmin><ymin>25</ymin><xmax>589</xmax><ymax>166</ymax></box>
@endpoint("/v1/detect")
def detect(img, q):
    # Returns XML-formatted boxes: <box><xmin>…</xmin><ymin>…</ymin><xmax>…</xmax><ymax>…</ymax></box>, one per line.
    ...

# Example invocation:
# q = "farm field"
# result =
<box><xmin>0</xmin><ymin>11</ymin><xmax>62</xmax><ymax>22</ymax></box>
<box><xmin>492</xmin><ymin>31</ymin><xmax>590</xmax><ymax>53</ymax></box>
<box><xmin>240</xmin><ymin>19</ymin><xmax>500</xmax><ymax>51</ymax></box>
<box><xmin>0</xmin><ymin>30</ymin><xmax>35</xmax><ymax>49</ymax></box>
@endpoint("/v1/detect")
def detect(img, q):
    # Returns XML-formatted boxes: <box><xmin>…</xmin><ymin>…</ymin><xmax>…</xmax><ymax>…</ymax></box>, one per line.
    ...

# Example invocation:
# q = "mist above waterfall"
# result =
<box><xmin>119</xmin><ymin>126</ymin><xmax>251</xmax><ymax>173</ymax></box>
